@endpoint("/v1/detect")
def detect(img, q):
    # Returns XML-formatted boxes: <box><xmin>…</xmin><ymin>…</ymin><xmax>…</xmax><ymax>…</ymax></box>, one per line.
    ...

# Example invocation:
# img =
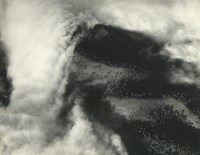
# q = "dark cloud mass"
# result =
<box><xmin>0</xmin><ymin>42</ymin><xmax>12</xmax><ymax>106</ymax></box>
<box><xmin>66</xmin><ymin>24</ymin><xmax>200</xmax><ymax>154</ymax></box>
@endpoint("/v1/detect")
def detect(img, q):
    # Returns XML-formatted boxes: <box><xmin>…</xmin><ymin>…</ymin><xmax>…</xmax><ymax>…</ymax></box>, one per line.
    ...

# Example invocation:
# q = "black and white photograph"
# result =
<box><xmin>0</xmin><ymin>0</ymin><xmax>200</xmax><ymax>154</ymax></box>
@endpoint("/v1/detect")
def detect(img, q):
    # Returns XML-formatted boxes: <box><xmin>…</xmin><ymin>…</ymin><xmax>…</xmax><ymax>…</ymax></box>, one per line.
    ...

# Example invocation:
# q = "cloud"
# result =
<box><xmin>0</xmin><ymin>0</ymin><xmax>128</xmax><ymax>154</ymax></box>
<box><xmin>1</xmin><ymin>0</ymin><xmax>200</xmax><ymax>154</ymax></box>
<box><xmin>0</xmin><ymin>0</ymin><xmax>80</xmax><ymax>154</ymax></box>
